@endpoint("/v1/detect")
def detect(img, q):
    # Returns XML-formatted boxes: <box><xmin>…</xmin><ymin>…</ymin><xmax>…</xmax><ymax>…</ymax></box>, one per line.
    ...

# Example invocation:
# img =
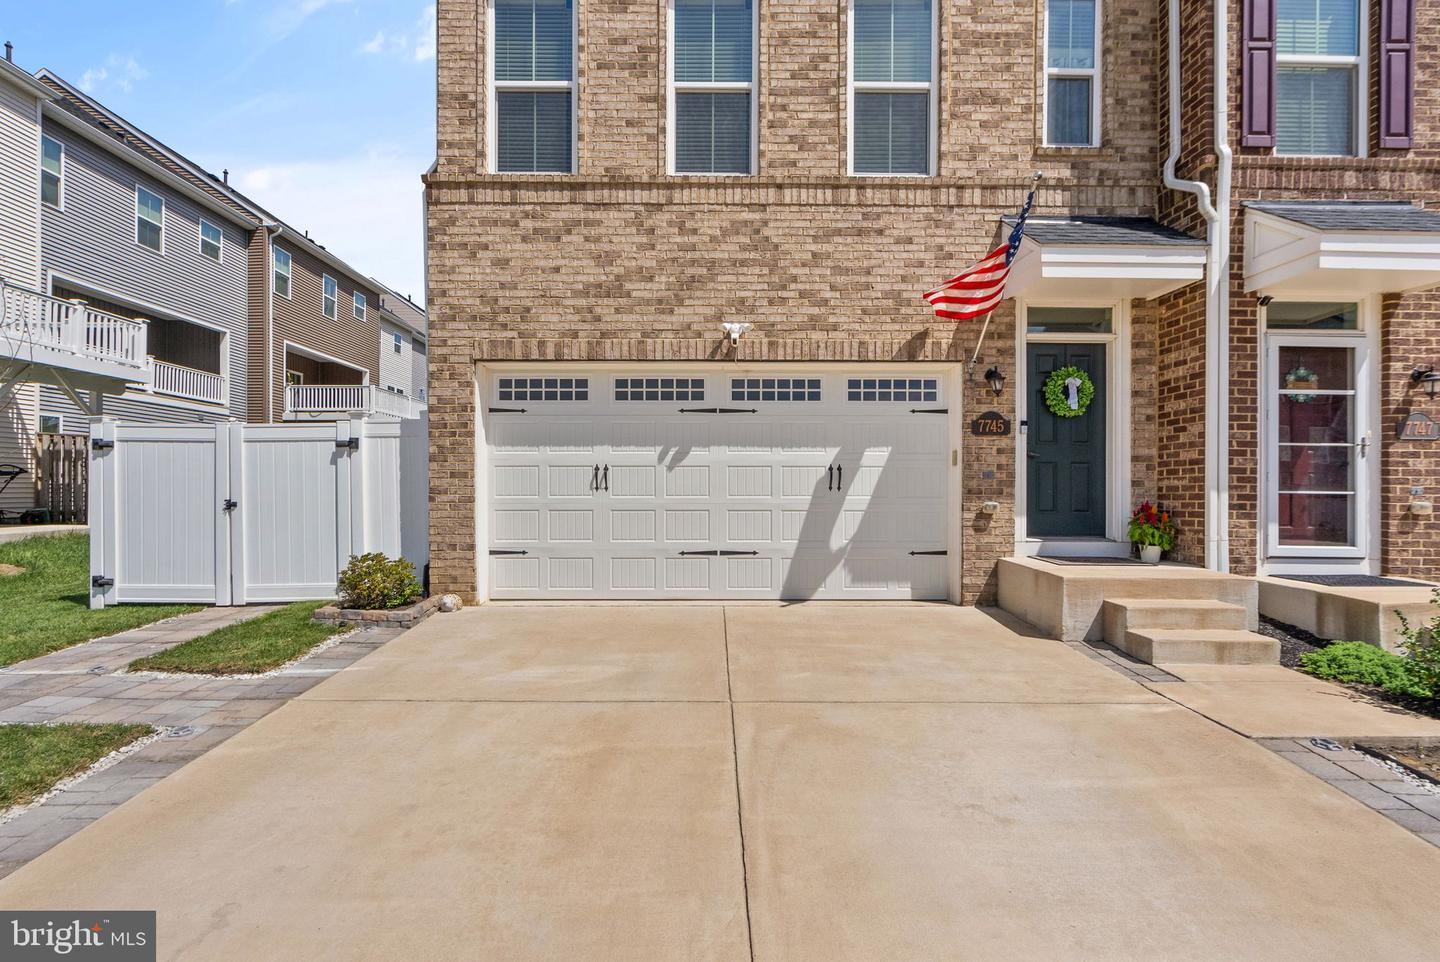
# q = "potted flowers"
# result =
<box><xmin>1128</xmin><ymin>502</ymin><xmax>1177</xmax><ymax>564</ymax></box>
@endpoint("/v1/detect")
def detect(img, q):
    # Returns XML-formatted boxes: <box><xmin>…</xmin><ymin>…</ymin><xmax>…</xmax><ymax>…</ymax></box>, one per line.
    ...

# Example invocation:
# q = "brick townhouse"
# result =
<box><xmin>425</xmin><ymin>0</ymin><xmax>1440</xmax><ymax>607</ymax></box>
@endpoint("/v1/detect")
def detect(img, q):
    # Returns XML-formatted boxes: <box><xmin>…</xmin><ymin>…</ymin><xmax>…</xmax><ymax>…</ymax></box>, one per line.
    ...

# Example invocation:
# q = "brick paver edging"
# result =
<box><xmin>313</xmin><ymin>595</ymin><xmax>441</xmax><ymax>628</ymax></box>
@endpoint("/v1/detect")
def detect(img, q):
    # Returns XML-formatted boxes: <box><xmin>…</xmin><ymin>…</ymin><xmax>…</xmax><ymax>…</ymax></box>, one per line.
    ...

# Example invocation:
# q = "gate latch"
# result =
<box><xmin>91</xmin><ymin>438</ymin><xmax>114</xmax><ymax>451</ymax></box>
<box><xmin>91</xmin><ymin>575</ymin><xmax>114</xmax><ymax>588</ymax></box>
<box><xmin>223</xmin><ymin>499</ymin><xmax>239</xmax><ymax>511</ymax></box>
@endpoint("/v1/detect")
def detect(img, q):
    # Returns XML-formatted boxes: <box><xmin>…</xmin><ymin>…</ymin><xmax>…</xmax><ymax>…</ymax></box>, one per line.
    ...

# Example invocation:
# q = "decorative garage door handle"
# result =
<box><xmin>602</xmin><ymin>464</ymin><xmax>609</xmax><ymax>492</ymax></box>
<box><xmin>828</xmin><ymin>465</ymin><xmax>834</xmax><ymax>491</ymax></box>
<box><xmin>836</xmin><ymin>464</ymin><xmax>843</xmax><ymax>488</ymax></box>
<box><xmin>592</xmin><ymin>464</ymin><xmax>600</xmax><ymax>491</ymax></box>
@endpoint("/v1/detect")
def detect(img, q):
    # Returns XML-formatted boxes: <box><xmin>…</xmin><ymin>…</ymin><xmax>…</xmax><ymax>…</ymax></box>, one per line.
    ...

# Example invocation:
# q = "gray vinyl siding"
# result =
<box><xmin>411</xmin><ymin>336</ymin><xmax>427</xmax><ymax>401</ymax></box>
<box><xmin>0</xmin><ymin>78</ymin><xmax>43</xmax><ymax>510</ymax></box>
<box><xmin>38</xmin><ymin>120</ymin><xmax>251</xmax><ymax>424</ymax></box>
<box><xmin>379</xmin><ymin>320</ymin><xmax>414</xmax><ymax>395</ymax></box>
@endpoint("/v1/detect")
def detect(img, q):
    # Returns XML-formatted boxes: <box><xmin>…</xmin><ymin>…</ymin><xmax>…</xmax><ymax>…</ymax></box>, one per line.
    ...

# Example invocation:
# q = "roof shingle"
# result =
<box><xmin>1000</xmin><ymin>216</ymin><xmax>1205</xmax><ymax>247</ymax></box>
<box><xmin>1245</xmin><ymin>201</ymin><xmax>1440</xmax><ymax>232</ymax></box>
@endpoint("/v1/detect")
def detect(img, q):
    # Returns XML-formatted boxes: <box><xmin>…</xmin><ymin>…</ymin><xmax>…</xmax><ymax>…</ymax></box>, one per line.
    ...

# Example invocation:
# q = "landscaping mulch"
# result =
<box><xmin>1257</xmin><ymin>616</ymin><xmax>1333</xmax><ymax>669</ymax></box>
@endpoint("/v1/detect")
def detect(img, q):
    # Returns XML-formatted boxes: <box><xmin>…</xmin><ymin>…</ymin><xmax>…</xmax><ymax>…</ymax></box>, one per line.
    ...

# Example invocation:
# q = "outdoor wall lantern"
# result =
<box><xmin>984</xmin><ymin>366</ymin><xmax>1006</xmax><ymax>396</ymax></box>
<box><xmin>1411</xmin><ymin>365</ymin><xmax>1440</xmax><ymax>397</ymax></box>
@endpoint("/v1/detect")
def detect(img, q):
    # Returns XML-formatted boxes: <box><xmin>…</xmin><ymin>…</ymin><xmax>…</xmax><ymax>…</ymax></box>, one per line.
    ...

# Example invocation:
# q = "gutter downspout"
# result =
<box><xmin>262</xmin><ymin>222</ymin><xmax>280</xmax><ymax>423</ymax></box>
<box><xmin>1163</xmin><ymin>0</ymin><xmax>1232</xmax><ymax>572</ymax></box>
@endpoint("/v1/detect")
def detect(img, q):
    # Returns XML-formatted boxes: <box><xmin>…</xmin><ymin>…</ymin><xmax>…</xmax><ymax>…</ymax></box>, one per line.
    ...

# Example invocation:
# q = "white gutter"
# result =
<box><xmin>1163</xmin><ymin>0</ymin><xmax>1232</xmax><ymax>572</ymax></box>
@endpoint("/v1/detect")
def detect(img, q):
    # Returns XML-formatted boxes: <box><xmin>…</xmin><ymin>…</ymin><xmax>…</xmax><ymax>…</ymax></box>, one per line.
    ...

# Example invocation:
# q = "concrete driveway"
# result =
<box><xmin>2</xmin><ymin>604</ymin><xmax>1438</xmax><ymax>960</ymax></box>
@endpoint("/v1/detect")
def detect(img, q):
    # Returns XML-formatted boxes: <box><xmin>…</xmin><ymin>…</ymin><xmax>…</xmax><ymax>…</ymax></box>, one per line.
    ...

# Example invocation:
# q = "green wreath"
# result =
<box><xmin>1043</xmin><ymin>367</ymin><xmax>1095</xmax><ymax>418</ymax></box>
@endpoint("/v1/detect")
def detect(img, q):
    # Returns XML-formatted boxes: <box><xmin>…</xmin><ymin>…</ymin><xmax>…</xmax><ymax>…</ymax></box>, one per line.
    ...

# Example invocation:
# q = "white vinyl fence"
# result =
<box><xmin>88</xmin><ymin>415</ymin><xmax>428</xmax><ymax>609</ymax></box>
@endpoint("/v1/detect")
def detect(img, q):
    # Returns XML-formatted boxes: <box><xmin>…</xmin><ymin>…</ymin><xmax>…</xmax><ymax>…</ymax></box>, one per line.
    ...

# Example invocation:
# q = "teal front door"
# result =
<box><xmin>1027</xmin><ymin>343</ymin><xmax>1106</xmax><ymax>537</ymax></box>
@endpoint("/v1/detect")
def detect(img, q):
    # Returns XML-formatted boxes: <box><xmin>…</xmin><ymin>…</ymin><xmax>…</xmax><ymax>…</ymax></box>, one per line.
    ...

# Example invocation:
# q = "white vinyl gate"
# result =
<box><xmin>88</xmin><ymin>415</ymin><xmax>428</xmax><ymax>608</ymax></box>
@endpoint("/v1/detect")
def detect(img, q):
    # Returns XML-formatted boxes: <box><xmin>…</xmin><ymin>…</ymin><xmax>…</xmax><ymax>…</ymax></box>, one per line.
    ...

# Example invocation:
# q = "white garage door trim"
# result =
<box><xmin>475</xmin><ymin>365</ymin><xmax>964</xmax><ymax>601</ymax></box>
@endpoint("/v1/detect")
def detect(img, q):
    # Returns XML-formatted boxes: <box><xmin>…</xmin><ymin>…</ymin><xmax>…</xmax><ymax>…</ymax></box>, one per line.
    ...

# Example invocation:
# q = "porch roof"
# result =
<box><xmin>1001</xmin><ymin>217</ymin><xmax>1207</xmax><ymax>302</ymax></box>
<box><xmin>1243</xmin><ymin>201</ymin><xmax>1440</xmax><ymax>297</ymax></box>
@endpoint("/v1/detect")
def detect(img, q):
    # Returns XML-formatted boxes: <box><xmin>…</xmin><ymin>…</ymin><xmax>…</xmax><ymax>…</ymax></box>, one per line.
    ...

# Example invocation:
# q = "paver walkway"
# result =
<box><xmin>0</xmin><ymin>607</ymin><xmax>402</xmax><ymax>877</ymax></box>
<box><xmin>1</xmin><ymin>604</ymin><xmax>1437</xmax><ymax>960</ymax></box>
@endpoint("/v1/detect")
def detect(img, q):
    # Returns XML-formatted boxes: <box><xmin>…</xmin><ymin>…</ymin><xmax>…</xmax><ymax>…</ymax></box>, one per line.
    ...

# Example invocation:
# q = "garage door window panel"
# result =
<box><xmin>615</xmin><ymin>377</ymin><xmax>705</xmax><ymax>402</ymax></box>
<box><xmin>497</xmin><ymin>377</ymin><xmax>590</xmax><ymax>402</ymax></box>
<box><xmin>846</xmin><ymin>377</ymin><xmax>938</xmax><ymax>402</ymax></box>
<box><xmin>730</xmin><ymin>377</ymin><xmax>822</xmax><ymax>402</ymax></box>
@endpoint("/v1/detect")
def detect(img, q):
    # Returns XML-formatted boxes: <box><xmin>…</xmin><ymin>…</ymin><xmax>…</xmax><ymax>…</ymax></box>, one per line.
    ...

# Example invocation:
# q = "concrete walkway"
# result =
<box><xmin>1</xmin><ymin>604</ymin><xmax>1438</xmax><ymax>960</ymax></box>
<box><xmin>0</xmin><ymin>523</ymin><xmax>86</xmax><ymax>544</ymax></box>
<box><xmin>0</xmin><ymin>607</ymin><xmax>403</xmax><ymax>877</ymax></box>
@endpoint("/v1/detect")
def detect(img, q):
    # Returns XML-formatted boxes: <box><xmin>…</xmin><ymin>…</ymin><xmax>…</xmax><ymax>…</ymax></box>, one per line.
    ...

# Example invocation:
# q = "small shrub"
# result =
<box><xmin>336</xmin><ymin>553</ymin><xmax>422</xmax><ymax>610</ymax></box>
<box><xmin>1396</xmin><ymin>588</ymin><xmax>1440</xmax><ymax>696</ymax></box>
<box><xmin>1299</xmin><ymin>641</ymin><xmax>1430</xmax><ymax>698</ymax></box>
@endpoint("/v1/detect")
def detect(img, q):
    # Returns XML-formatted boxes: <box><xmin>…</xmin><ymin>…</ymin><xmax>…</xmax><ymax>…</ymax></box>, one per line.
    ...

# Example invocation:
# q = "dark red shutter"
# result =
<box><xmin>1241</xmin><ymin>0</ymin><xmax>1278</xmax><ymax>147</ymax></box>
<box><xmin>1379</xmin><ymin>0</ymin><xmax>1416</xmax><ymax>149</ymax></box>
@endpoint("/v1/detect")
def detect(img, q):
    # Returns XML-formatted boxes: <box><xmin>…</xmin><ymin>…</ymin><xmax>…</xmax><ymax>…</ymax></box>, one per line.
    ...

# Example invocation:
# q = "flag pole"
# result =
<box><xmin>969</xmin><ymin>171</ymin><xmax>1042</xmax><ymax>373</ymax></box>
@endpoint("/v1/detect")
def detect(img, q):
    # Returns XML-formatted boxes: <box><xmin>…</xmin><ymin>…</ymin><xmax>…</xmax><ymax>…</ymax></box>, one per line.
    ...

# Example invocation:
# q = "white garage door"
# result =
<box><xmin>485</xmin><ymin>372</ymin><xmax>952</xmax><ymax>600</ymax></box>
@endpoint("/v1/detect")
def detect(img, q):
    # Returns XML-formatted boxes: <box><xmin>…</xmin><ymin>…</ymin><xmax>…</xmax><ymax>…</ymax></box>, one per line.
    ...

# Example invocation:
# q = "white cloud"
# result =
<box><xmin>266</xmin><ymin>0</ymin><xmax>354</xmax><ymax>39</ymax></box>
<box><xmin>229</xmin><ymin>147</ymin><xmax>429</xmax><ymax>305</ymax></box>
<box><xmin>78</xmin><ymin>56</ymin><xmax>148</xmax><ymax>96</ymax></box>
<box><xmin>358</xmin><ymin>5</ymin><xmax>435</xmax><ymax>62</ymax></box>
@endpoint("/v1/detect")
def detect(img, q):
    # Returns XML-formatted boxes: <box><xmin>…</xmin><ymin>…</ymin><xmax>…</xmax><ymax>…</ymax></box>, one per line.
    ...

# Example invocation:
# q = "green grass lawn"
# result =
<box><xmin>0</xmin><ymin>723</ymin><xmax>153</xmax><ymax>809</ymax></box>
<box><xmin>0</xmin><ymin>533</ymin><xmax>201</xmax><ymax>668</ymax></box>
<box><xmin>128</xmin><ymin>600</ymin><xmax>344</xmax><ymax>675</ymax></box>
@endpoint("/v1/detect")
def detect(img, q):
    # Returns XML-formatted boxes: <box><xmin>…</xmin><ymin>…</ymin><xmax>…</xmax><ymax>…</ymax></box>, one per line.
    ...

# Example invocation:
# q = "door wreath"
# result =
<box><xmin>1043</xmin><ymin>366</ymin><xmax>1095</xmax><ymax>418</ymax></box>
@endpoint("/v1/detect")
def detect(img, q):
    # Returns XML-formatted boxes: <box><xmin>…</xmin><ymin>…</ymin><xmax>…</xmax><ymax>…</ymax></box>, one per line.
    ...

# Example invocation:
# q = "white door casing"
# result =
<box><xmin>484</xmin><ymin>370</ymin><xmax>953</xmax><ymax>600</ymax></box>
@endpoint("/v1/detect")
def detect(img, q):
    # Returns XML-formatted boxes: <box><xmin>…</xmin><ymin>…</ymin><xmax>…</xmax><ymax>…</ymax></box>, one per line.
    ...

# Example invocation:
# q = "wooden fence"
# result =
<box><xmin>35</xmin><ymin>433</ymin><xmax>87</xmax><ymax>523</ymax></box>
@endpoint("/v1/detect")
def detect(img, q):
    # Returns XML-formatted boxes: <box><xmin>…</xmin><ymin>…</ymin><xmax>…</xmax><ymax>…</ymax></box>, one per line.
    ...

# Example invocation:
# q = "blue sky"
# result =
<box><xmin>7</xmin><ymin>0</ymin><xmax>435</xmax><ymax>304</ymax></box>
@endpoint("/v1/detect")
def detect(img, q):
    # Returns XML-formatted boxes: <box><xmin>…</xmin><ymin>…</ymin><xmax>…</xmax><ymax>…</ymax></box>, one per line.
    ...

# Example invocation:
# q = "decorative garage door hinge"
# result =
<box><xmin>488</xmin><ymin>549</ymin><xmax>529</xmax><ymax>556</ymax></box>
<box><xmin>908</xmin><ymin>549</ymin><xmax>948</xmax><ymax>556</ymax></box>
<box><xmin>677</xmin><ymin>407</ymin><xmax>758</xmax><ymax>414</ymax></box>
<box><xmin>677</xmin><ymin>549</ymin><xmax>761</xmax><ymax>557</ymax></box>
<box><xmin>487</xmin><ymin>407</ymin><xmax>528</xmax><ymax>414</ymax></box>
<box><xmin>909</xmin><ymin>408</ymin><xmax>948</xmax><ymax>415</ymax></box>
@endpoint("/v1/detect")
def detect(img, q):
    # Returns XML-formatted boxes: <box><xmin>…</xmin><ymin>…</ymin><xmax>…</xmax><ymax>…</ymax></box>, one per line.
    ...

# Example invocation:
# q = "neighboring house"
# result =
<box><xmin>425</xmin><ymin>0</ymin><xmax>1440</xmax><ymax>604</ymax></box>
<box><xmin>0</xmin><ymin>52</ymin><xmax>423</xmax><ymax>520</ymax></box>
<box><xmin>376</xmin><ymin>285</ymin><xmax>428</xmax><ymax>405</ymax></box>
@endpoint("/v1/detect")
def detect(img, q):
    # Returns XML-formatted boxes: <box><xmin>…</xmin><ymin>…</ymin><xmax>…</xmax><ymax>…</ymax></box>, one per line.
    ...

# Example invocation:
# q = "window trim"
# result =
<box><xmin>40</xmin><ymin>135</ymin><xmax>64</xmax><ymax>210</ymax></box>
<box><xmin>846</xmin><ymin>0</ymin><xmax>939</xmax><ymax>177</ymax></box>
<box><xmin>393</xmin><ymin>331</ymin><xmax>405</xmax><ymax>353</ymax></box>
<box><xmin>322</xmin><ymin>274</ymin><xmax>338</xmax><ymax>320</ymax></box>
<box><xmin>485</xmin><ymin>0</ymin><xmax>580</xmax><ymax>174</ymax></box>
<box><xmin>272</xmin><ymin>244</ymin><xmax>293</xmax><ymax>300</ymax></box>
<box><xmin>135</xmin><ymin>185</ymin><xmax>165</xmax><ymax>254</ymax></box>
<box><xmin>353</xmin><ymin>290</ymin><xmax>367</xmax><ymax>321</ymax></box>
<box><xmin>1273</xmin><ymin>0</ymin><xmax>1368</xmax><ymax>158</ymax></box>
<box><xmin>665</xmin><ymin>0</ymin><xmax>760</xmax><ymax>176</ymax></box>
<box><xmin>198</xmin><ymin>218</ymin><xmax>223</xmax><ymax>263</ymax></box>
<box><xmin>1041</xmin><ymin>0</ymin><xmax>1103</xmax><ymax>148</ymax></box>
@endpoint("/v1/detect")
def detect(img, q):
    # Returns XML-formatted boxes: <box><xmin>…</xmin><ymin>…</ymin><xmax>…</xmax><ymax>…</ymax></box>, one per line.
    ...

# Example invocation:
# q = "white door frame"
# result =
<box><xmin>473</xmin><ymin>361</ymin><xmax>965</xmax><ymax>603</ymax></box>
<box><xmin>1012</xmin><ymin>298</ymin><xmax>1132</xmax><ymax>554</ymax></box>
<box><xmin>1258</xmin><ymin>295</ymin><xmax>1381</xmax><ymax>574</ymax></box>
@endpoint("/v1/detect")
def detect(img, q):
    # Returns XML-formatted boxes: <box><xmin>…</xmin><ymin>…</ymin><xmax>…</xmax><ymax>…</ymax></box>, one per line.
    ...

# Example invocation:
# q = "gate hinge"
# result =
<box><xmin>91</xmin><ymin>438</ymin><xmax>114</xmax><ymax>450</ymax></box>
<box><xmin>908</xmin><ymin>549</ymin><xmax>948</xmax><ymax>556</ymax></box>
<box><xmin>91</xmin><ymin>575</ymin><xmax>115</xmax><ymax>588</ymax></box>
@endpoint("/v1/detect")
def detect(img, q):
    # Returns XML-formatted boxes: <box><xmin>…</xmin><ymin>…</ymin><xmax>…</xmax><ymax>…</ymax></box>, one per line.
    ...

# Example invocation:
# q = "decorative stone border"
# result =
<box><xmin>313</xmin><ymin>595</ymin><xmax>442</xmax><ymax>628</ymax></box>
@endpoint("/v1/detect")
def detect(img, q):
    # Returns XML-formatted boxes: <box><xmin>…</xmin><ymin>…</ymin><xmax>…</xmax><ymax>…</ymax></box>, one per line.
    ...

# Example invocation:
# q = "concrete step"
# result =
<box><xmin>1102</xmin><ymin>598</ymin><xmax>1250</xmax><ymax>641</ymax></box>
<box><xmin>1118</xmin><ymin>628</ymin><xmax>1280</xmax><ymax>666</ymax></box>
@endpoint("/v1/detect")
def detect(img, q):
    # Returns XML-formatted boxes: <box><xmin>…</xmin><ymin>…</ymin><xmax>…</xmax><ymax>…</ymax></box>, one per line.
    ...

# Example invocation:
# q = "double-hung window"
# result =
<box><xmin>353</xmin><ymin>291</ymin><xmax>367</xmax><ymax>321</ymax></box>
<box><xmin>492</xmin><ymin>0</ymin><xmax>575</xmax><ymax>173</ymax></box>
<box><xmin>1276</xmin><ymin>0</ymin><xmax>1362</xmax><ymax>155</ymax></box>
<box><xmin>199</xmin><ymin>220</ymin><xmax>223</xmax><ymax>261</ymax></box>
<box><xmin>1044</xmin><ymin>0</ymin><xmax>1100</xmax><ymax>146</ymax></box>
<box><xmin>136</xmin><ymin>186</ymin><xmax>164</xmax><ymax>253</ymax></box>
<box><xmin>670</xmin><ymin>0</ymin><xmax>755</xmax><ymax>174</ymax></box>
<box><xmin>273</xmin><ymin>246</ymin><xmax>292</xmax><ymax>299</ymax></box>
<box><xmin>323</xmin><ymin>275</ymin><xmax>338</xmax><ymax>320</ymax></box>
<box><xmin>850</xmin><ymin>0</ymin><xmax>934</xmax><ymax>175</ymax></box>
<box><xmin>41</xmin><ymin>136</ymin><xmax>63</xmax><ymax>208</ymax></box>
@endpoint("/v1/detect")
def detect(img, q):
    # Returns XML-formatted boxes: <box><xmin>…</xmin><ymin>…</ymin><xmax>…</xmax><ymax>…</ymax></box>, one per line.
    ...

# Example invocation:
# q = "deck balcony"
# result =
<box><xmin>147</xmin><ymin>357</ymin><xmax>227</xmax><ymax>405</ymax></box>
<box><xmin>0</xmin><ymin>281</ymin><xmax>148</xmax><ymax>393</ymax></box>
<box><xmin>285</xmin><ymin>384</ymin><xmax>426</xmax><ymax>420</ymax></box>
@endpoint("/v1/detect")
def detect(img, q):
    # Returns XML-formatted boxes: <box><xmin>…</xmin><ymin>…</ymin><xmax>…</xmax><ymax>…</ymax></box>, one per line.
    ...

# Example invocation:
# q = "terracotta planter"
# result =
<box><xmin>1138</xmin><ymin>545</ymin><xmax>1163</xmax><ymax>565</ymax></box>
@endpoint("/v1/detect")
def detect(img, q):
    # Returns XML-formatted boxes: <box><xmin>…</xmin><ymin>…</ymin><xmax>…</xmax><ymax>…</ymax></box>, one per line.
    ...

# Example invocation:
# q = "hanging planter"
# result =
<box><xmin>1043</xmin><ymin>366</ymin><xmax>1095</xmax><ymax>418</ymax></box>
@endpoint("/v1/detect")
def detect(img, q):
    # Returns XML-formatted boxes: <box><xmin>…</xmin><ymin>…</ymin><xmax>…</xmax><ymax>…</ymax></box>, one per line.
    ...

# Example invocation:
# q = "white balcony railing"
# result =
<box><xmin>0</xmin><ymin>281</ymin><xmax>148</xmax><ymax>375</ymax></box>
<box><xmin>149</xmin><ymin>358</ymin><xmax>226</xmax><ymax>405</ymax></box>
<box><xmin>285</xmin><ymin>384</ymin><xmax>424</xmax><ymax>419</ymax></box>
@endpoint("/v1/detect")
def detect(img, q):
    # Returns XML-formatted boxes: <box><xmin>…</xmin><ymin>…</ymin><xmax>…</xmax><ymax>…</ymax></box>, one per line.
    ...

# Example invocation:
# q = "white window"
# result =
<box><xmin>490</xmin><ymin>0</ymin><xmax>575</xmax><ymax>173</ymax></box>
<box><xmin>273</xmin><ymin>245</ymin><xmax>292</xmax><ymax>298</ymax></box>
<box><xmin>668</xmin><ymin>0</ymin><xmax>755</xmax><ymax>174</ymax></box>
<box><xmin>136</xmin><ymin>186</ymin><xmax>164</xmax><ymax>252</ymax></box>
<box><xmin>323</xmin><ymin>275</ymin><xmax>338</xmax><ymax>319</ymax></box>
<box><xmin>1276</xmin><ymin>0</ymin><xmax>1364</xmax><ymax>156</ymax></box>
<box><xmin>353</xmin><ymin>291</ymin><xmax>367</xmax><ymax>321</ymax></box>
<box><xmin>41</xmin><ymin>136</ymin><xmax>63</xmax><ymax>208</ymax></box>
<box><xmin>39</xmin><ymin>415</ymin><xmax>64</xmax><ymax>435</ymax></box>
<box><xmin>199</xmin><ymin>219</ymin><xmax>223</xmax><ymax>261</ymax></box>
<box><xmin>849</xmin><ymin>0</ymin><xmax>934</xmax><ymax>175</ymax></box>
<box><xmin>392</xmin><ymin>332</ymin><xmax>404</xmax><ymax>353</ymax></box>
<box><xmin>286</xmin><ymin>369</ymin><xmax>304</xmax><ymax>386</ymax></box>
<box><xmin>1044</xmin><ymin>0</ymin><xmax>1101</xmax><ymax>146</ymax></box>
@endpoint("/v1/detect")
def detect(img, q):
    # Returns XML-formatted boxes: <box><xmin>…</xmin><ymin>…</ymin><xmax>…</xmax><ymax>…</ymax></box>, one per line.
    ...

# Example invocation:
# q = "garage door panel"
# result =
<box><xmin>494</xmin><ymin>465</ymin><xmax>540</xmax><ymax>498</ymax></box>
<box><xmin>548</xmin><ymin>509</ymin><xmax>595</xmax><ymax>542</ymax></box>
<box><xmin>664</xmin><ymin>464</ymin><xmax>710</xmax><ymax>497</ymax></box>
<box><xmin>549</xmin><ymin>557</ymin><xmax>595</xmax><ymax>590</ymax></box>
<box><xmin>493</xmin><ymin>509</ymin><xmax>540</xmax><ymax>543</ymax></box>
<box><xmin>547</xmin><ymin>465</ymin><xmax>594</xmax><ymax>497</ymax></box>
<box><xmin>781</xmin><ymin>464</ymin><xmax>828</xmax><ymax>498</ymax></box>
<box><xmin>611</xmin><ymin>509</ymin><xmax>658</xmax><ymax>542</ymax></box>
<box><xmin>609</xmin><ymin>465</ymin><xmax>656</xmax><ymax>497</ymax></box>
<box><xmin>665</xmin><ymin>509</ymin><xmax>710</xmax><ymax>542</ymax></box>
<box><xmin>665</xmin><ymin>556</ymin><xmax>711</xmax><ymax>590</ymax></box>
<box><xmin>611</xmin><ymin>557</ymin><xmax>658</xmax><ymax>591</ymax></box>
<box><xmin>727</xmin><ymin>465</ymin><xmax>772</xmax><ymax>497</ymax></box>
<box><xmin>494</xmin><ymin>556</ymin><xmax>541</xmax><ymax>590</ymax></box>
<box><xmin>726</xmin><ymin>509</ymin><xmax>773</xmax><ymax>542</ymax></box>
<box><xmin>726</xmin><ymin>556</ymin><xmax>774</xmax><ymax>591</ymax></box>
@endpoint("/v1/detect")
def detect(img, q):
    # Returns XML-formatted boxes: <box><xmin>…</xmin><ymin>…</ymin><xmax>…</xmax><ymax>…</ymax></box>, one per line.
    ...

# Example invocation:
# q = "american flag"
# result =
<box><xmin>922</xmin><ymin>181</ymin><xmax>1038</xmax><ymax>321</ymax></box>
